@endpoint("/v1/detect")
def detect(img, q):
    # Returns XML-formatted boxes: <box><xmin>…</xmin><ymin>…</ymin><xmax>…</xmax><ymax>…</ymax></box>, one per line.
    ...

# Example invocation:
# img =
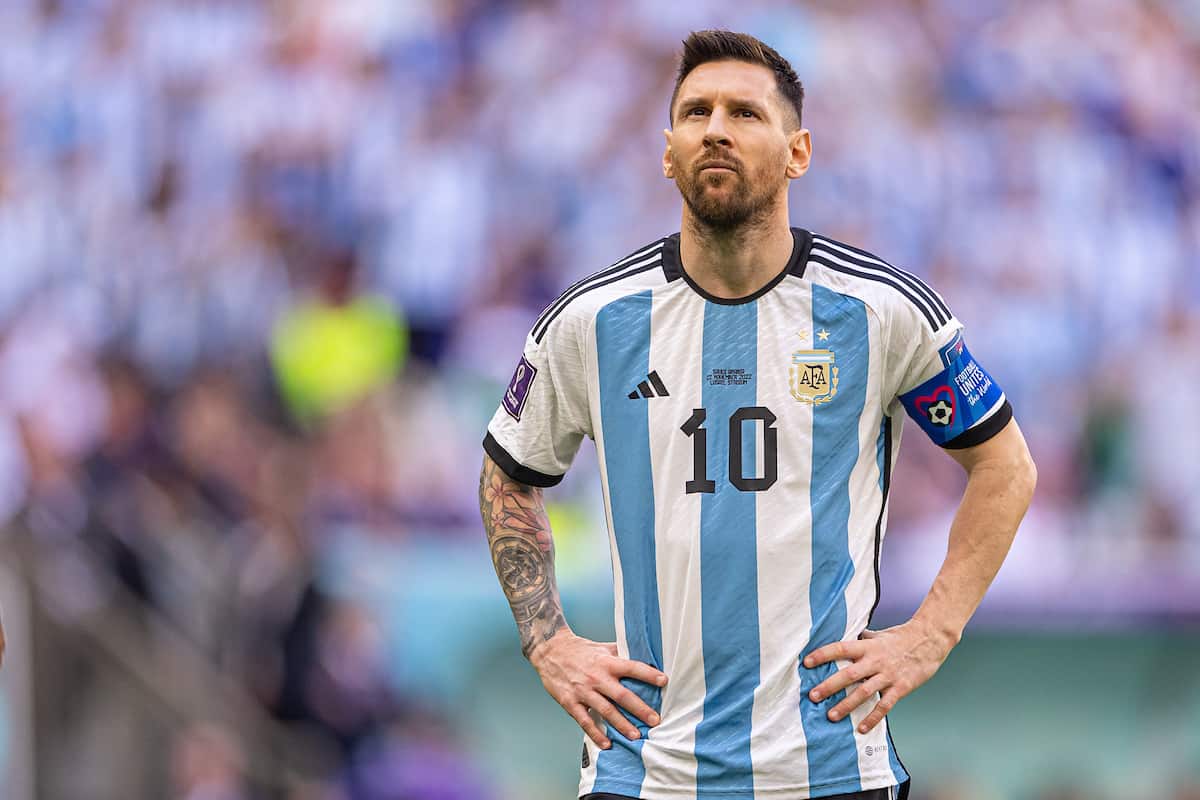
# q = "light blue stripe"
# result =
<box><xmin>593</xmin><ymin>290</ymin><xmax>663</xmax><ymax>796</ymax></box>
<box><xmin>694</xmin><ymin>301</ymin><xmax>760</xmax><ymax>795</ymax></box>
<box><xmin>800</xmin><ymin>284</ymin><xmax>870</xmax><ymax>792</ymax></box>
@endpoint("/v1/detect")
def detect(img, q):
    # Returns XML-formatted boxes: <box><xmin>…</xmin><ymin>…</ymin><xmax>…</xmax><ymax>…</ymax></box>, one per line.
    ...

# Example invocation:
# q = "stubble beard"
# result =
<box><xmin>674</xmin><ymin>157</ymin><xmax>782</xmax><ymax>234</ymax></box>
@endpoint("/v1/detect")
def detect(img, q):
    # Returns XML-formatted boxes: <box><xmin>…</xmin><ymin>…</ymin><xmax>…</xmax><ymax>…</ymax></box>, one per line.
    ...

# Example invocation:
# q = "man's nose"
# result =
<box><xmin>703</xmin><ymin>110</ymin><xmax>733</xmax><ymax>148</ymax></box>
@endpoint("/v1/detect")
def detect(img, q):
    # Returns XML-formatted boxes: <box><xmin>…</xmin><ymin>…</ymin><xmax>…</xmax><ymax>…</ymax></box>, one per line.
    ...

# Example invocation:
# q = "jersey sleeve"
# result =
<box><xmin>482</xmin><ymin>315</ymin><xmax>592</xmax><ymax>487</ymax></box>
<box><xmin>885</xmin><ymin>297</ymin><xmax>1012</xmax><ymax>449</ymax></box>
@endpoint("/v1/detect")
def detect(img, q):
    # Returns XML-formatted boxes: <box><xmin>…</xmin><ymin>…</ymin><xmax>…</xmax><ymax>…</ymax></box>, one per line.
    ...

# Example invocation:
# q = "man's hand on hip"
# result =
<box><xmin>803</xmin><ymin>617</ymin><xmax>957</xmax><ymax>734</ymax></box>
<box><xmin>529</xmin><ymin>629</ymin><xmax>668</xmax><ymax>750</ymax></box>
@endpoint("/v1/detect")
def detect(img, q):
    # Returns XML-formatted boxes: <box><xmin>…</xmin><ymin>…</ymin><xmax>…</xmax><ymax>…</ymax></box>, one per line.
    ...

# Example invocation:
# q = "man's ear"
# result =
<box><xmin>786</xmin><ymin>128</ymin><xmax>812</xmax><ymax>179</ymax></box>
<box><xmin>662</xmin><ymin>129</ymin><xmax>674</xmax><ymax>178</ymax></box>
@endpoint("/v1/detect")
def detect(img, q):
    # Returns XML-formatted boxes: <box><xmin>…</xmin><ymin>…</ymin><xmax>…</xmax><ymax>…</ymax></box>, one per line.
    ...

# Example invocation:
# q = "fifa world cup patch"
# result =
<box><xmin>503</xmin><ymin>355</ymin><xmax>537</xmax><ymax>421</ymax></box>
<box><xmin>900</xmin><ymin>339</ymin><xmax>1003</xmax><ymax>446</ymax></box>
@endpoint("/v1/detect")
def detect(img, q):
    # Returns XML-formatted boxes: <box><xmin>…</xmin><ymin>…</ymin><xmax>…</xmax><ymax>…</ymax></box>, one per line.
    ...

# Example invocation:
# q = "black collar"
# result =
<box><xmin>661</xmin><ymin>227</ymin><xmax>812</xmax><ymax>305</ymax></box>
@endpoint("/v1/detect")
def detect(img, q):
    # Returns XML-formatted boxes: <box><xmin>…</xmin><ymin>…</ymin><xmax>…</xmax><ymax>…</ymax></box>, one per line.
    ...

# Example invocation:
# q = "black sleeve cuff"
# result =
<box><xmin>942</xmin><ymin>399</ymin><xmax>1014</xmax><ymax>450</ymax></box>
<box><xmin>482</xmin><ymin>432</ymin><xmax>565</xmax><ymax>487</ymax></box>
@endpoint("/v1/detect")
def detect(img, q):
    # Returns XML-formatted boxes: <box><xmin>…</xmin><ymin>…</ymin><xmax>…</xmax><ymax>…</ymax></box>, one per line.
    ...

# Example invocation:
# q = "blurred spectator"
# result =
<box><xmin>171</xmin><ymin>723</ymin><xmax>249</xmax><ymax>800</ymax></box>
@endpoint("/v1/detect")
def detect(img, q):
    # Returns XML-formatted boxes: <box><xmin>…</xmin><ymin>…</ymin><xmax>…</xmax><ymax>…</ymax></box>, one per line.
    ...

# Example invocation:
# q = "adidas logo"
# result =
<box><xmin>628</xmin><ymin>370</ymin><xmax>670</xmax><ymax>400</ymax></box>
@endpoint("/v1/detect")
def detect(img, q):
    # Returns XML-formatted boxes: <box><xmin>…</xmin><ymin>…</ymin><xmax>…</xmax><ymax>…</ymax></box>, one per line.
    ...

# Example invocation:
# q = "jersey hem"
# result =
<box><xmin>482</xmin><ymin>431</ymin><xmax>564</xmax><ymax>487</ymax></box>
<box><xmin>581</xmin><ymin>772</ymin><xmax>905</xmax><ymax>799</ymax></box>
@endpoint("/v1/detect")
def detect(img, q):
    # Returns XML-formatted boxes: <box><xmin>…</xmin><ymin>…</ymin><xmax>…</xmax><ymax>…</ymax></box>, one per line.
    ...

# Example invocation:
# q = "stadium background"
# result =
<box><xmin>0</xmin><ymin>0</ymin><xmax>1197</xmax><ymax>798</ymax></box>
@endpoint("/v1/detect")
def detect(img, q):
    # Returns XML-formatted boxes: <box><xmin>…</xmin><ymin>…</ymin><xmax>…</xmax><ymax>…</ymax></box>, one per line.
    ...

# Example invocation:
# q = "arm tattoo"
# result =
<box><xmin>480</xmin><ymin>457</ymin><xmax>566</xmax><ymax>658</ymax></box>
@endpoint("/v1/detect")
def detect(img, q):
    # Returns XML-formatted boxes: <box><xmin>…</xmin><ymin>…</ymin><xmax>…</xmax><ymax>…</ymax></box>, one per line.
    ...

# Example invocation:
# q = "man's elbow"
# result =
<box><xmin>1013</xmin><ymin>442</ymin><xmax>1038</xmax><ymax>504</ymax></box>
<box><xmin>992</xmin><ymin>419</ymin><xmax>1038</xmax><ymax>502</ymax></box>
<box><xmin>974</xmin><ymin>429</ymin><xmax>1038</xmax><ymax>505</ymax></box>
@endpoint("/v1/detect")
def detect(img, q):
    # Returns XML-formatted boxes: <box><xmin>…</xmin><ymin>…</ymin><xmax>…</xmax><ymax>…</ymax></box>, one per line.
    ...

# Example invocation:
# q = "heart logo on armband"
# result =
<box><xmin>914</xmin><ymin>385</ymin><xmax>956</xmax><ymax>427</ymax></box>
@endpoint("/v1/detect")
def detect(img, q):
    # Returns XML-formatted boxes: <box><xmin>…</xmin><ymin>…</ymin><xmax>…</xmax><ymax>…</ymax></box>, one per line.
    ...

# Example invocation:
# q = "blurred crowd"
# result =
<box><xmin>0</xmin><ymin>0</ymin><xmax>1197</xmax><ymax>797</ymax></box>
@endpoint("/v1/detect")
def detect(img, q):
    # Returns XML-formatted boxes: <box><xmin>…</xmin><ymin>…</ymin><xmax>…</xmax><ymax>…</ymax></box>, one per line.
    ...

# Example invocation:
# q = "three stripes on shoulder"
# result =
<box><xmin>808</xmin><ymin>235</ymin><xmax>952</xmax><ymax>333</ymax></box>
<box><xmin>530</xmin><ymin>233</ymin><xmax>952</xmax><ymax>346</ymax></box>
<box><xmin>532</xmin><ymin>240</ymin><xmax>667</xmax><ymax>344</ymax></box>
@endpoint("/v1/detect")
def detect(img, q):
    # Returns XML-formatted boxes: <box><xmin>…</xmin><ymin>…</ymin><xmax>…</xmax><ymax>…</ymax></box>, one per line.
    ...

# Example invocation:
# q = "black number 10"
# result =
<box><xmin>679</xmin><ymin>406</ymin><xmax>778</xmax><ymax>494</ymax></box>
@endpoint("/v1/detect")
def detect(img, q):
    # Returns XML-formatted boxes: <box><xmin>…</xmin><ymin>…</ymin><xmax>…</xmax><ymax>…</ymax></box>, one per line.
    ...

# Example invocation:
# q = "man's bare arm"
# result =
<box><xmin>479</xmin><ymin>453</ymin><xmax>566</xmax><ymax>657</ymax></box>
<box><xmin>479</xmin><ymin>452</ymin><xmax>667</xmax><ymax>748</ymax></box>
<box><xmin>911</xmin><ymin>417</ymin><xmax>1038</xmax><ymax>642</ymax></box>
<box><xmin>804</xmin><ymin>418</ymin><xmax>1037</xmax><ymax>733</ymax></box>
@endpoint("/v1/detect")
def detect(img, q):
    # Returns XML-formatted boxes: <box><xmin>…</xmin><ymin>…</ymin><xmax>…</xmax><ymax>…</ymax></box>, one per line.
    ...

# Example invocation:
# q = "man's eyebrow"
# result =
<box><xmin>675</xmin><ymin>96</ymin><xmax>771</xmax><ymax>114</ymax></box>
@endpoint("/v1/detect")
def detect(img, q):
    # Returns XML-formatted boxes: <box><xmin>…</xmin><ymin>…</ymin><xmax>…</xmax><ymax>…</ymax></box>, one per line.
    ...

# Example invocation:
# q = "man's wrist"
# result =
<box><xmin>910</xmin><ymin>612</ymin><xmax>963</xmax><ymax>651</ymax></box>
<box><xmin>527</xmin><ymin>625</ymin><xmax>572</xmax><ymax>667</ymax></box>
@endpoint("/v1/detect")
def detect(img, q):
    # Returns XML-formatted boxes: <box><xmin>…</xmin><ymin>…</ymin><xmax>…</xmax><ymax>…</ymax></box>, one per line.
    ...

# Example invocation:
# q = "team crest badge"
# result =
<box><xmin>789</xmin><ymin>349</ymin><xmax>839</xmax><ymax>405</ymax></box>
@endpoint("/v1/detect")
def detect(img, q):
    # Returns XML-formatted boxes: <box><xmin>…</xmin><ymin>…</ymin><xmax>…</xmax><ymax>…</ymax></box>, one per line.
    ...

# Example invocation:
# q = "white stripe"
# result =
<box><xmin>843</xmin><ymin>324</ymin><xmax>895</xmax><ymax>786</ymax></box>
<box><xmin>613</xmin><ymin>240</ymin><xmax>667</xmax><ymax>269</ymax></box>
<box><xmin>750</xmin><ymin>281</ymin><xmax>814</xmax><ymax>797</ymax></box>
<box><xmin>844</xmin><ymin>312</ymin><xmax>900</xmax><ymax>788</ymax></box>
<box><xmin>638</xmin><ymin>280</ymin><xmax>706</xmax><ymax>799</ymax></box>
<box><xmin>808</xmin><ymin>243</ymin><xmax>944</xmax><ymax>327</ymax></box>
<box><xmin>811</xmin><ymin>236</ymin><xmax>950</xmax><ymax>319</ymax></box>
<box><xmin>580</xmin><ymin>737</ymin><xmax>599</xmax><ymax>793</ymax></box>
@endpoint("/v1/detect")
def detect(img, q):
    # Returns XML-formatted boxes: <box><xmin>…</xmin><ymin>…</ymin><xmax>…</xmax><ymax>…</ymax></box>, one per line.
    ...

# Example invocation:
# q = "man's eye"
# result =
<box><xmin>687</xmin><ymin>107</ymin><xmax>707</xmax><ymax>116</ymax></box>
<box><xmin>737</xmin><ymin>110</ymin><xmax>758</xmax><ymax>118</ymax></box>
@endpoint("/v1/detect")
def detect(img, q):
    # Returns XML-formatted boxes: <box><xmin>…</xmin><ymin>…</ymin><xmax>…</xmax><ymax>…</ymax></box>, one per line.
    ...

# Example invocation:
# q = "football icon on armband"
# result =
<box><xmin>926</xmin><ymin>398</ymin><xmax>954</xmax><ymax>426</ymax></box>
<box><xmin>914</xmin><ymin>386</ymin><xmax>956</xmax><ymax>427</ymax></box>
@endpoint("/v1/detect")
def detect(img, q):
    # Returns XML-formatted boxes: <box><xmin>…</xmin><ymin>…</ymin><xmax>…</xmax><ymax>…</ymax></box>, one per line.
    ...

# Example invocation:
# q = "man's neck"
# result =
<box><xmin>678</xmin><ymin>207</ymin><xmax>795</xmax><ymax>300</ymax></box>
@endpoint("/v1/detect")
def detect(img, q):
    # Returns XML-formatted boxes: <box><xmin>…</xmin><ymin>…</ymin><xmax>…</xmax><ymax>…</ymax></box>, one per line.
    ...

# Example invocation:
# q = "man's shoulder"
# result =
<box><xmin>803</xmin><ymin>231</ymin><xmax>953</xmax><ymax>334</ymax></box>
<box><xmin>528</xmin><ymin>234</ymin><xmax>677</xmax><ymax>346</ymax></box>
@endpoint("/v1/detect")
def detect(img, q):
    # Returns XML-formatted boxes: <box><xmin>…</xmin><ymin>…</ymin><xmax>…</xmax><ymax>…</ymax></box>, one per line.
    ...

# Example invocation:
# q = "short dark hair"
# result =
<box><xmin>669</xmin><ymin>30</ymin><xmax>804</xmax><ymax>130</ymax></box>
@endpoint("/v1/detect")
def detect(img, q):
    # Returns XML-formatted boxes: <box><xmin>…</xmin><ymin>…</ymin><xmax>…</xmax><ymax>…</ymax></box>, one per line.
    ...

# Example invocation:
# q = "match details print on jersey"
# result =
<box><xmin>483</xmin><ymin>229</ymin><xmax>1014</xmax><ymax>799</ymax></box>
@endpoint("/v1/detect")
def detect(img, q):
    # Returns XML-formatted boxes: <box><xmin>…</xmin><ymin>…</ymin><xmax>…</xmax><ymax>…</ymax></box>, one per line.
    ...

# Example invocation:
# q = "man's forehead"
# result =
<box><xmin>677</xmin><ymin>60</ymin><xmax>778</xmax><ymax>103</ymax></box>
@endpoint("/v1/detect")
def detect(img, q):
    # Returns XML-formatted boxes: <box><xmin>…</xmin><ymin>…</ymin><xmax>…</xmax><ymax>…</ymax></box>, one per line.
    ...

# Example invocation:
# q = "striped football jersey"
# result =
<box><xmin>483</xmin><ymin>228</ymin><xmax>1011</xmax><ymax>800</ymax></box>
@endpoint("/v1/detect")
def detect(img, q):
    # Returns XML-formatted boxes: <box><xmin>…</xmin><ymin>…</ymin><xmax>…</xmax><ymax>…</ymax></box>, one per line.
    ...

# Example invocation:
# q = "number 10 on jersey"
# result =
<box><xmin>679</xmin><ymin>406</ymin><xmax>778</xmax><ymax>494</ymax></box>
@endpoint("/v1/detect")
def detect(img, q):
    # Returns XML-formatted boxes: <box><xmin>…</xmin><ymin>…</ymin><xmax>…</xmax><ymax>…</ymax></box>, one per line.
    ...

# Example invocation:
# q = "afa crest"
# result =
<box><xmin>789</xmin><ymin>349</ymin><xmax>839</xmax><ymax>405</ymax></box>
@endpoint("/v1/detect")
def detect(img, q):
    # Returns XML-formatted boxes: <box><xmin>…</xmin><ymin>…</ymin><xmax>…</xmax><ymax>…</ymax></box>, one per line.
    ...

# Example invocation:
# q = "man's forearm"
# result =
<box><xmin>480</xmin><ymin>455</ymin><xmax>567</xmax><ymax>658</ymax></box>
<box><xmin>912</xmin><ymin>444</ymin><xmax>1037</xmax><ymax>644</ymax></box>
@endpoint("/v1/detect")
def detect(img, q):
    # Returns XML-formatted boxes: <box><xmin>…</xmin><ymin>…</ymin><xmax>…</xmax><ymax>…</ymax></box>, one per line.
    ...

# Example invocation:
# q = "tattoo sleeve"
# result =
<box><xmin>480</xmin><ymin>455</ymin><xmax>567</xmax><ymax>658</ymax></box>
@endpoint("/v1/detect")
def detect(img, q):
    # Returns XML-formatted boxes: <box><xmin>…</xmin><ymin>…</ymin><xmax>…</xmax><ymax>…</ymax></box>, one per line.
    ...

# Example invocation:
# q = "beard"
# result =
<box><xmin>673</xmin><ymin>153</ymin><xmax>783</xmax><ymax>232</ymax></box>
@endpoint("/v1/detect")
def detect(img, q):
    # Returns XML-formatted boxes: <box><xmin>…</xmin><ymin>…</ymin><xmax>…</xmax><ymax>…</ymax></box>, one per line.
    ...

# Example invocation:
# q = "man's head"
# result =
<box><xmin>663</xmin><ymin>30</ymin><xmax>811</xmax><ymax>232</ymax></box>
<box><xmin>669</xmin><ymin>30</ymin><xmax>805</xmax><ymax>131</ymax></box>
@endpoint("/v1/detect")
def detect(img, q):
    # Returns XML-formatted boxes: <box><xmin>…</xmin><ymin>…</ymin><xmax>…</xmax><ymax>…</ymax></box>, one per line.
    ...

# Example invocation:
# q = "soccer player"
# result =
<box><xmin>479</xmin><ymin>30</ymin><xmax>1036</xmax><ymax>800</ymax></box>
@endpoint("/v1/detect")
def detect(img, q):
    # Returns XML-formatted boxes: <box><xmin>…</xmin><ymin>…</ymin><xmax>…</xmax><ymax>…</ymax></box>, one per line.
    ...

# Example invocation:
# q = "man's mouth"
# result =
<box><xmin>697</xmin><ymin>160</ymin><xmax>739</xmax><ymax>174</ymax></box>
